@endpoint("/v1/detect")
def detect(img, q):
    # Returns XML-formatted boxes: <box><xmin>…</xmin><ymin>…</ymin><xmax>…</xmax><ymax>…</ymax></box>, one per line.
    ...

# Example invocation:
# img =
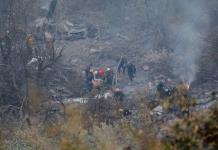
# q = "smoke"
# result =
<box><xmin>37</xmin><ymin>0</ymin><xmax>210</xmax><ymax>85</ymax></box>
<box><xmin>169</xmin><ymin>0</ymin><xmax>210</xmax><ymax>84</ymax></box>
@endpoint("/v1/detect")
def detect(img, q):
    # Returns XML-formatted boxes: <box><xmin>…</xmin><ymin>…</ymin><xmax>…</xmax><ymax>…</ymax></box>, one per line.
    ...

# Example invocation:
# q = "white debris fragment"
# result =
<box><xmin>27</xmin><ymin>58</ymin><xmax>38</xmax><ymax>65</ymax></box>
<box><xmin>90</xmin><ymin>48</ymin><xmax>101</xmax><ymax>53</ymax></box>
<box><xmin>150</xmin><ymin>105</ymin><xmax>164</xmax><ymax>116</ymax></box>
<box><xmin>62</xmin><ymin>98</ymin><xmax>88</xmax><ymax>104</ymax></box>
<box><xmin>94</xmin><ymin>92</ymin><xmax>113</xmax><ymax>99</ymax></box>
<box><xmin>60</xmin><ymin>20</ymin><xmax>75</xmax><ymax>32</ymax></box>
<box><xmin>34</xmin><ymin>17</ymin><xmax>48</xmax><ymax>28</ymax></box>
<box><xmin>143</xmin><ymin>65</ymin><xmax>149</xmax><ymax>71</ymax></box>
<box><xmin>104</xmin><ymin>92</ymin><xmax>113</xmax><ymax>99</ymax></box>
<box><xmin>65</xmin><ymin>20</ymin><xmax>74</xmax><ymax>28</ymax></box>
<box><xmin>116</xmin><ymin>33</ymin><xmax>129</xmax><ymax>41</ymax></box>
<box><xmin>45</xmin><ymin>32</ymin><xmax>53</xmax><ymax>41</ymax></box>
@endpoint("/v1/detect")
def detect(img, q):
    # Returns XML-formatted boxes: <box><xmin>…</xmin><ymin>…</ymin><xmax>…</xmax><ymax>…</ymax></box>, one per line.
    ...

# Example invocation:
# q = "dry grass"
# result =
<box><xmin>1</xmin><ymin>90</ymin><xmax>217</xmax><ymax>150</ymax></box>
<box><xmin>0</xmin><ymin>102</ymin><xmax>164</xmax><ymax>150</ymax></box>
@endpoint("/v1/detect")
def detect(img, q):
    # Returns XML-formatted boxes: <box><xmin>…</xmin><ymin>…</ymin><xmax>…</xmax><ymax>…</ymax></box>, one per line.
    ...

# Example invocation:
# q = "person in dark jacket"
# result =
<box><xmin>105</xmin><ymin>68</ymin><xmax>114</xmax><ymax>88</ymax></box>
<box><xmin>85</xmin><ymin>64</ymin><xmax>92</xmax><ymax>78</ymax></box>
<box><xmin>112</xmin><ymin>88</ymin><xmax>125</xmax><ymax>101</ymax></box>
<box><xmin>84</xmin><ymin>69</ymin><xmax>94</xmax><ymax>92</ymax></box>
<box><xmin>118</xmin><ymin>56</ymin><xmax>127</xmax><ymax>74</ymax></box>
<box><xmin>127</xmin><ymin>62</ymin><xmax>136</xmax><ymax>81</ymax></box>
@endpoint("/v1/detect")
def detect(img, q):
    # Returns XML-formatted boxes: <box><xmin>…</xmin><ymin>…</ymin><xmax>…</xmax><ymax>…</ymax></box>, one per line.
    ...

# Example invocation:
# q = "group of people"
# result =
<box><xmin>118</xmin><ymin>56</ymin><xmax>136</xmax><ymax>81</ymax></box>
<box><xmin>83</xmin><ymin>56</ymin><xmax>136</xmax><ymax>93</ymax></box>
<box><xmin>83</xmin><ymin>64</ymin><xmax>114</xmax><ymax>93</ymax></box>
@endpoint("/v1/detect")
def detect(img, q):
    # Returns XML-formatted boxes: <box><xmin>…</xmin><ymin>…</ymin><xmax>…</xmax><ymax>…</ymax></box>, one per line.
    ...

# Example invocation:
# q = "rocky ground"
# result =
<box><xmin>56</xmin><ymin>34</ymin><xmax>218</xmax><ymax>102</ymax></box>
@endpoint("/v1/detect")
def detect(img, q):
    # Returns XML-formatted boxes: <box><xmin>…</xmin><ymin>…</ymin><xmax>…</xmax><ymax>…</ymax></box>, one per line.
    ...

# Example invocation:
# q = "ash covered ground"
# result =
<box><xmin>1</xmin><ymin>1</ymin><xmax>218</xmax><ymax>149</ymax></box>
<box><xmin>44</xmin><ymin>0</ymin><xmax>218</xmax><ymax>101</ymax></box>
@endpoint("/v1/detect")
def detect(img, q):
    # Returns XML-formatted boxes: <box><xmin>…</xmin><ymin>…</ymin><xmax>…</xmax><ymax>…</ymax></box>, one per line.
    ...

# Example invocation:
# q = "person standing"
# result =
<box><xmin>105</xmin><ymin>68</ymin><xmax>114</xmax><ymax>88</ymax></box>
<box><xmin>118</xmin><ymin>56</ymin><xmax>127</xmax><ymax>74</ymax></box>
<box><xmin>98</xmin><ymin>68</ymin><xmax>105</xmax><ymax>80</ymax></box>
<box><xmin>85</xmin><ymin>64</ymin><xmax>92</xmax><ymax>78</ymax></box>
<box><xmin>84</xmin><ymin>69</ymin><xmax>94</xmax><ymax>92</ymax></box>
<box><xmin>127</xmin><ymin>62</ymin><xmax>136</xmax><ymax>81</ymax></box>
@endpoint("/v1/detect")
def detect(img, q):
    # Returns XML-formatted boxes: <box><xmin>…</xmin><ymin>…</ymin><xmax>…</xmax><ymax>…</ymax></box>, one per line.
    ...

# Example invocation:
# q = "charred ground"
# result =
<box><xmin>0</xmin><ymin>0</ymin><xmax>218</xmax><ymax>150</ymax></box>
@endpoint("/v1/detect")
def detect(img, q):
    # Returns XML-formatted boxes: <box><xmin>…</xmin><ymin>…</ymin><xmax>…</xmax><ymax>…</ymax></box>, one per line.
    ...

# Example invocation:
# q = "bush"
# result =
<box><xmin>160</xmin><ymin>84</ymin><xmax>197</xmax><ymax>117</ymax></box>
<box><xmin>163</xmin><ymin>102</ymin><xmax>218</xmax><ymax>150</ymax></box>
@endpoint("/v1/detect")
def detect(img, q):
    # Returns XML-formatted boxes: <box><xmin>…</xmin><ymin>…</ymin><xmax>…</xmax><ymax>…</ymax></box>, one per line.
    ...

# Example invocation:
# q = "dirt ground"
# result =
<box><xmin>57</xmin><ymin>36</ymin><xmax>218</xmax><ymax>100</ymax></box>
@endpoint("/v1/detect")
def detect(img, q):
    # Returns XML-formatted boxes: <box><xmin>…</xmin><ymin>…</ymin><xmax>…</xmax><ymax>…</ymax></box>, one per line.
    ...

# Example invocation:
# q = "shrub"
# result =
<box><xmin>163</xmin><ymin>102</ymin><xmax>218</xmax><ymax>150</ymax></box>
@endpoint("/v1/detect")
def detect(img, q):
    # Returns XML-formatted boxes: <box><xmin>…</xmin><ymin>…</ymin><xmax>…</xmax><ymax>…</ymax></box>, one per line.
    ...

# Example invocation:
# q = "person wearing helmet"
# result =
<box><xmin>93</xmin><ymin>70</ymin><xmax>98</xmax><ymax>79</ymax></box>
<box><xmin>98</xmin><ymin>68</ymin><xmax>105</xmax><ymax>79</ymax></box>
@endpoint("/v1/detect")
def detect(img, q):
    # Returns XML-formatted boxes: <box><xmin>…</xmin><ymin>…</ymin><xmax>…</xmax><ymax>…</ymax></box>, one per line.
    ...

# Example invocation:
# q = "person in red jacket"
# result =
<box><xmin>98</xmin><ymin>68</ymin><xmax>105</xmax><ymax>79</ymax></box>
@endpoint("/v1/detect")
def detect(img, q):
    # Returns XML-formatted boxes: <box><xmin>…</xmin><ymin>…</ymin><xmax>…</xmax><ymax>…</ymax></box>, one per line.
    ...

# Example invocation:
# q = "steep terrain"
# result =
<box><xmin>53</xmin><ymin>0</ymin><xmax>218</xmax><ymax>99</ymax></box>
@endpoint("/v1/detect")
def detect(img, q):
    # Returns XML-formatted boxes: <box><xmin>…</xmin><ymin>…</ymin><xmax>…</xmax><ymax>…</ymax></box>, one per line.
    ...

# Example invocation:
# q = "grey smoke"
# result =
<box><xmin>169</xmin><ymin>0</ymin><xmax>210</xmax><ymax>84</ymax></box>
<box><xmin>38</xmin><ymin>0</ymin><xmax>210</xmax><ymax>84</ymax></box>
<box><xmin>143</xmin><ymin>0</ymin><xmax>209</xmax><ymax>84</ymax></box>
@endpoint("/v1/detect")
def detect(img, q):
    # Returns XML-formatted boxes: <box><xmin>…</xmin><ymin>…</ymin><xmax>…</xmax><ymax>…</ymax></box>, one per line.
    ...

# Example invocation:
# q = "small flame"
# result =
<box><xmin>186</xmin><ymin>83</ymin><xmax>190</xmax><ymax>90</ymax></box>
<box><xmin>182</xmin><ymin>79</ymin><xmax>191</xmax><ymax>90</ymax></box>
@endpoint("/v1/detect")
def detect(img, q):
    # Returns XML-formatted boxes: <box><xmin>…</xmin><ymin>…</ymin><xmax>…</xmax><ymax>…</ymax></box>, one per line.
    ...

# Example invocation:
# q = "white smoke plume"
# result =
<box><xmin>170</xmin><ymin>0</ymin><xmax>210</xmax><ymax>84</ymax></box>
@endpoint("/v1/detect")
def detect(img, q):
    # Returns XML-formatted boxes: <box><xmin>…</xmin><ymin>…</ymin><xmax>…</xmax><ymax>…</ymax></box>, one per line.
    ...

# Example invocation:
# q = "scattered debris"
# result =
<box><xmin>65</xmin><ymin>24</ymin><xmax>98</xmax><ymax>41</ymax></box>
<box><xmin>90</xmin><ymin>48</ymin><xmax>102</xmax><ymax>54</ymax></box>
<box><xmin>116</xmin><ymin>33</ymin><xmax>129</xmax><ymax>41</ymax></box>
<box><xmin>65</xmin><ymin>28</ymin><xmax>86</xmax><ymax>41</ymax></box>
<box><xmin>27</xmin><ymin>58</ymin><xmax>38</xmax><ymax>65</ymax></box>
<box><xmin>34</xmin><ymin>17</ymin><xmax>48</xmax><ymax>28</ymax></box>
<box><xmin>142</xmin><ymin>65</ymin><xmax>150</xmax><ymax>71</ymax></box>
<box><xmin>150</xmin><ymin>105</ymin><xmax>164</xmax><ymax>116</ymax></box>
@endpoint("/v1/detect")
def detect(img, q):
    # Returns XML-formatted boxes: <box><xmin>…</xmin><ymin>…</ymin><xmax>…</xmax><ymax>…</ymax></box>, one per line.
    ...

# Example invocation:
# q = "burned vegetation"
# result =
<box><xmin>0</xmin><ymin>0</ymin><xmax>218</xmax><ymax>150</ymax></box>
